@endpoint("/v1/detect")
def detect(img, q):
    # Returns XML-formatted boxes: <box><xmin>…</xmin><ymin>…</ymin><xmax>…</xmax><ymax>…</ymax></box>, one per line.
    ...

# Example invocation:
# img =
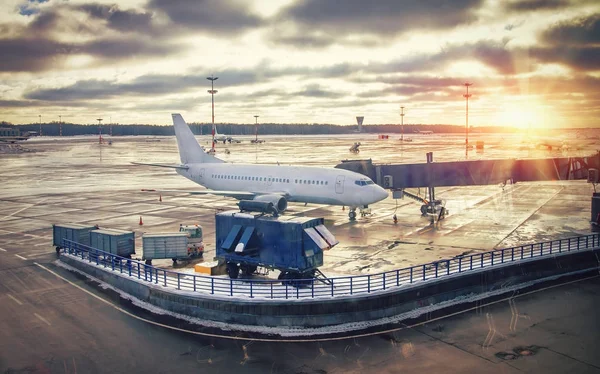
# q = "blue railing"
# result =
<box><xmin>61</xmin><ymin>233</ymin><xmax>600</xmax><ymax>300</ymax></box>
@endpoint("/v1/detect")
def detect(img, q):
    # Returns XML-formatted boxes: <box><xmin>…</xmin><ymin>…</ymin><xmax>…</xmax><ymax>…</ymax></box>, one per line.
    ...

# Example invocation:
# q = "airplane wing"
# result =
<box><xmin>141</xmin><ymin>189</ymin><xmax>289</xmax><ymax>200</ymax></box>
<box><xmin>131</xmin><ymin>162</ymin><xmax>189</xmax><ymax>170</ymax></box>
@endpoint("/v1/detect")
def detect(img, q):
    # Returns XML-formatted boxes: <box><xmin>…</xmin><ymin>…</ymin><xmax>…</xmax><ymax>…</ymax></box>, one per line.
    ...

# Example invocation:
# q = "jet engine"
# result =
<box><xmin>253</xmin><ymin>194</ymin><xmax>288</xmax><ymax>213</ymax></box>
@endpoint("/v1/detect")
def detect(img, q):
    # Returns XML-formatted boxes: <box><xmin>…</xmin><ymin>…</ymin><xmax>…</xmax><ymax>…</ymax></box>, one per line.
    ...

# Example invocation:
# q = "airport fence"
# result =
<box><xmin>60</xmin><ymin>233</ymin><xmax>600</xmax><ymax>300</ymax></box>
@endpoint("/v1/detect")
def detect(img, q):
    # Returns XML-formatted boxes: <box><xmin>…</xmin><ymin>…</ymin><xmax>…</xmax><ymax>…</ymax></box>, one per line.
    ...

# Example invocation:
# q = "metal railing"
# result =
<box><xmin>61</xmin><ymin>233</ymin><xmax>600</xmax><ymax>300</ymax></box>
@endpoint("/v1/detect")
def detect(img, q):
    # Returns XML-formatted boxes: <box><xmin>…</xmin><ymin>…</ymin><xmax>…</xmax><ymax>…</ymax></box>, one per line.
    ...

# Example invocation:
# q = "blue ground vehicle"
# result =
<box><xmin>215</xmin><ymin>210</ymin><xmax>338</xmax><ymax>282</ymax></box>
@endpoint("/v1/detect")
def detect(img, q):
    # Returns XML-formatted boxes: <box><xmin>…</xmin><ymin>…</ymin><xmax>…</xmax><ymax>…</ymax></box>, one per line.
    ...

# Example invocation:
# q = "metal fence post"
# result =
<box><xmin>383</xmin><ymin>273</ymin><xmax>386</xmax><ymax>290</ymax></box>
<box><xmin>410</xmin><ymin>267</ymin><xmax>414</xmax><ymax>283</ymax></box>
<box><xmin>470</xmin><ymin>256</ymin><xmax>473</xmax><ymax>270</ymax></box>
<box><xmin>193</xmin><ymin>276</ymin><xmax>196</xmax><ymax>292</ymax></box>
<box><xmin>396</xmin><ymin>269</ymin><xmax>400</xmax><ymax>286</ymax></box>
<box><xmin>422</xmin><ymin>265</ymin><xmax>426</xmax><ymax>281</ymax></box>
<box><xmin>491</xmin><ymin>252</ymin><xmax>494</xmax><ymax>266</ymax></box>
<box><xmin>270</xmin><ymin>282</ymin><xmax>273</xmax><ymax>299</ymax></box>
<box><xmin>368</xmin><ymin>275</ymin><xmax>371</xmax><ymax>293</ymax></box>
<box><xmin>550</xmin><ymin>241</ymin><xmax>553</xmax><ymax>254</ymax></box>
<box><xmin>434</xmin><ymin>262</ymin><xmax>438</xmax><ymax>278</ymax></box>
<box><xmin>501</xmin><ymin>249</ymin><xmax>504</xmax><ymax>264</ymax></box>
<box><xmin>447</xmin><ymin>260</ymin><xmax>450</xmax><ymax>275</ymax></box>
<box><xmin>350</xmin><ymin>277</ymin><xmax>353</xmax><ymax>294</ymax></box>
<box><xmin>177</xmin><ymin>273</ymin><xmax>180</xmax><ymax>290</ymax></box>
<box><xmin>568</xmin><ymin>238</ymin><xmax>571</xmax><ymax>251</ymax></box>
<box><xmin>250</xmin><ymin>282</ymin><xmax>254</xmax><ymax>298</ymax></box>
<box><xmin>331</xmin><ymin>278</ymin><xmax>334</xmax><ymax>297</ymax></box>
<box><xmin>481</xmin><ymin>254</ymin><xmax>484</xmax><ymax>268</ymax></box>
<box><xmin>211</xmin><ymin>278</ymin><xmax>214</xmax><ymax>294</ymax></box>
<box><xmin>559</xmin><ymin>240</ymin><xmax>562</xmax><ymax>252</ymax></box>
<box><xmin>164</xmin><ymin>272</ymin><xmax>166</xmax><ymax>287</ymax></box>
<box><xmin>311</xmin><ymin>279</ymin><xmax>314</xmax><ymax>298</ymax></box>
<box><xmin>458</xmin><ymin>257</ymin><xmax>462</xmax><ymax>273</ymax></box>
<box><xmin>137</xmin><ymin>263</ymin><xmax>140</xmax><ymax>279</ymax></box>
<box><xmin>540</xmin><ymin>243</ymin><xmax>543</xmax><ymax>256</ymax></box>
<box><xmin>511</xmin><ymin>247</ymin><xmax>514</xmax><ymax>261</ymax></box>
<box><xmin>230</xmin><ymin>279</ymin><xmax>233</xmax><ymax>296</ymax></box>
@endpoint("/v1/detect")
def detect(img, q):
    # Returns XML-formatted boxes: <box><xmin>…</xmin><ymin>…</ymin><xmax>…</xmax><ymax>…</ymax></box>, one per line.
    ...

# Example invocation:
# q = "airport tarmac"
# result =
<box><xmin>0</xmin><ymin>132</ymin><xmax>597</xmax><ymax>275</ymax></box>
<box><xmin>1</xmin><ymin>132</ymin><xmax>599</xmax><ymax>373</ymax></box>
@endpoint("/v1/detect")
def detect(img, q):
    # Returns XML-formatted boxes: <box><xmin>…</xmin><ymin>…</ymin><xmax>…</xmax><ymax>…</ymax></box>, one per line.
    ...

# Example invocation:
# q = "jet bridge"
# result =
<box><xmin>336</xmin><ymin>152</ymin><xmax>600</xmax><ymax>221</ymax></box>
<box><xmin>336</xmin><ymin>152</ymin><xmax>600</xmax><ymax>189</ymax></box>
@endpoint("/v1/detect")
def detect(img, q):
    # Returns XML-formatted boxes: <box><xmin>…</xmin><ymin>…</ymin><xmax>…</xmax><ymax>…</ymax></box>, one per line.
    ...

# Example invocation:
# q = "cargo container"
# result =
<box><xmin>142</xmin><ymin>232</ymin><xmax>189</xmax><ymax>265</ymax></box>
<box><xmin>52</xmin><ymin>223</ymin><xmax>97</xmax><ymax>253</ymax></box>
<box><xmin>215</xmin><ymin>211</ymin><xmax>338</xmax><ymax>282</ymax></box>
<box><xmin>89</xmin><ymin>229</ymin><xmax>135</xmax><ymax>258</ymax></box>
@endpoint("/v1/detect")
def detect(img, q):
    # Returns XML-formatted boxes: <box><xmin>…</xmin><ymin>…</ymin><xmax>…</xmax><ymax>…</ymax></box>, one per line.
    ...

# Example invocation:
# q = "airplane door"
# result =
<box><xmin>335</xmin><ymin>175</ymin><xmax>345</xmax><ymax>194</ymax></box>
<box><xmin>267</xmin><ymin>176</ymin><xmax>273</xmax><ymax>187</ymax></box>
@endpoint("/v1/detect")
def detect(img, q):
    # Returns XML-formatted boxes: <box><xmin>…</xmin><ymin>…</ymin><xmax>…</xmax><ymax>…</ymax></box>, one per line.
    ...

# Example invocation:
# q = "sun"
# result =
<box><xmin>496</xmin><ymin>105</ymin><xmax>540</xmax><ymax>131</ymax></box>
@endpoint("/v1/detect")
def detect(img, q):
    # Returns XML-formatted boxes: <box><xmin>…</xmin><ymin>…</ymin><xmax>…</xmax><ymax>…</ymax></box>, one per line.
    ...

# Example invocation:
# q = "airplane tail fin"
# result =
<box><xmin>172</xmin><ymin>114</ymin><xmax>223</xmax><ymax>164</ymax></box>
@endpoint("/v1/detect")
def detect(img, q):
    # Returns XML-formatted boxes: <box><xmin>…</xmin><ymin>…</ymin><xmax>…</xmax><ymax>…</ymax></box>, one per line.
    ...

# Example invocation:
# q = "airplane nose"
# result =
<box><xmin>376</xmin><ymin>186</ymin><xmax>388</xmax><ymax>201</ymax></box>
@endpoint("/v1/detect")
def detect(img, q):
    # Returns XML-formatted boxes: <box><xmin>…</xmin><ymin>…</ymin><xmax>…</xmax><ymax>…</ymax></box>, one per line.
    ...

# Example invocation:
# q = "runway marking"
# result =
<box><xmin>7</xmin><ymin>294</ymin><xmax>23</xmax><ymax>305</ymax></box>
<box><xmin>0</xmin><ymin>204</ymin><xmax>34</xmax><ymax>221</ymax></box>
<box><xmin>34</xmin><ymin>261</ymin><xmax>600</xmax><ymax>343</ymax></box>
<box><xmin>15</xmin><ymin>254</ymin><xmax>27</xmax><ymax>260</ymax></box>
<box><xmin>34</xmin><ymin>312</ymin><xmax>52</xmax><ymax>326</ymax></box>
<box><xmin>0</xmin><ymin>247</ymin><xmax>6</xmax><ymax>252</ymax></box>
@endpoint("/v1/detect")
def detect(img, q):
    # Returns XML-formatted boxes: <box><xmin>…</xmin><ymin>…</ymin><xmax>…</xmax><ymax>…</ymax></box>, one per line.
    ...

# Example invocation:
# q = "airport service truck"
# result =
<box><xmin>142</xmin><ymin>225</ymin><xmax>204</xmax><ymax>265</ymax></box>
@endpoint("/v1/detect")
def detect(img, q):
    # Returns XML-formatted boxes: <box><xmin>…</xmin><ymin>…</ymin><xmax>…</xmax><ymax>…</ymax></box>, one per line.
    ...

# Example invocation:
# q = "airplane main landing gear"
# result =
<box><xmin>348</xmin><ymin>209</ymin><xmax>357</xmax><ymax>220</ymax></box>
<box><xmin>348</xmin><ymin>206</ymin><xmax>371</xmax><ymax>220</ymax></box>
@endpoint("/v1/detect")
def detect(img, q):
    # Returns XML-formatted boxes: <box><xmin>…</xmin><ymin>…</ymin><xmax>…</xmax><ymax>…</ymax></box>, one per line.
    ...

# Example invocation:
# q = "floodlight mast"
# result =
<box><xmin>464</xmin><ymin>83</ymin><xmax>472</xmax><ymax>148</ymax></box>
<box><xmin>207</xmin><ymin>75</ymin><xmax>218</xmax><ymax>152</ymax></box>
<box><xmin>400</xmin><ymin>106</ymin><xmax>405</xmax><ymax>142</ymax></box>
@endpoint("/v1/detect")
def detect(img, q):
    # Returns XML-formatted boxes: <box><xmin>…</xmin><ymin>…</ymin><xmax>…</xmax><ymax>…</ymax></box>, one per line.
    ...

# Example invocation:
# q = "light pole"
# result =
<box><xmin>207</xmin><ymin>75</ymin><xmax>218</xmax><ymax>152</ymax></box>
<box><xmin>463</xmin><ymin>83</ymin><xmax>472</xmax><ymax>148</ymax></box>
<box><xmin>254</xmin><ymin>115</ymin><xmax>259</xmax><ymax>142</ymax></box>
<box><xmin>400</xmin><ymin>106</ymin><xmax>405</xmax><ymax>142</ymax></box>
<box><xmin>97</xmin><ymin>118</ymin><xmax>103</xmax><ymax>144</ymax></box>
<box><xmin>39</xmin><ymin>115</ymin><xmax>42</xmax><ymax>136</ymax></box>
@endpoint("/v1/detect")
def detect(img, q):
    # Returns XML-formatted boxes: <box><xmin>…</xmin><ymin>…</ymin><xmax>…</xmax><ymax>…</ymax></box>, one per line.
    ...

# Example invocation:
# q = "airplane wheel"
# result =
<box><xmin>241</xmin><ymin>265</ymin><xmax>257</xmax><ymax>276</ymax></box>
<box><xmin>226</xmin><ymin>262</ymin><xmax>239</xmax><ymax>279</ymax></box>
<box><xmin>349</xmin><ymin>211</ymin><xmax>357</xmax><ymax>220</ymax></box>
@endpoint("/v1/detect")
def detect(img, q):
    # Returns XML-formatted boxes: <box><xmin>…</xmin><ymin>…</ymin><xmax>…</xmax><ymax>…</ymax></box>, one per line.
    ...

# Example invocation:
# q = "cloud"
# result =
<box><xmin>77</xmin><ymin>4</ymin><xmax>155</xmax><ymax>33</ymax></box>
<box><xmin>294</xmin><ymin>84</ymin><xmax>344</xmax><ymax>99</ymax></box>
<box><xmin>504</xmin><ymin>0</ymin><xmax>571</xmax><ymax>12</ymax></box>
<box><xmin>368</xmin><ymin>40</ymin><xmax>519</xmax><ymax>75</ymax></box>
<box><xmin>530</xmin><ymin>46</ymin><xmax>600</xmax><ymax>71</ymax></box>
<box><xmin>541</xmin><ymin>14</ymin><xmax>600</xmax><ymax>46</ymax></box>
<box><xmin>148</xmin><ymin>0</ymin><xmax>262</xmax><ymax>35</ymax></box>
<box><xmin>271</xmin><ymin>0</ymin><xmax>483</xmax><ymax>47</ymax></box>
<box><xmin>0</xmin><ymin>38</ymin><xmax>74</xmax><ymax>72</ymax></box>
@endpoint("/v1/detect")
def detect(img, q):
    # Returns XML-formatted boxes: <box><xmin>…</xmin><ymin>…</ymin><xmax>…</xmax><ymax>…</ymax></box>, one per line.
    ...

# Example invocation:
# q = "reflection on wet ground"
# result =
<box><xmin>1</xmin><ymin>132</ymin><xmax>599</xmax><ymax>373</ymax></box>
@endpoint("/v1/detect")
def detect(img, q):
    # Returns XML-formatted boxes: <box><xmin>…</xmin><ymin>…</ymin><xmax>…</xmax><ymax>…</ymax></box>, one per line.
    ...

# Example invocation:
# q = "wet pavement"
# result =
<box><xmin>0</xmin><ymin>132</ymin><xmax>597</xmax><ymax>275</ymax></box>
<box><xmin>1</xmin><ymin>132</ymin><xmax>600</xmax><ymax>373</ymax></box>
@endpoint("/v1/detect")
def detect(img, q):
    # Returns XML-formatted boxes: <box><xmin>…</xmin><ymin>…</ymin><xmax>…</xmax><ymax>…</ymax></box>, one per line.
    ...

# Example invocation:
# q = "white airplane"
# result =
<box><xmin>213</xmin><ymin>125</ymin><xmax>239</xmax><ymax>143</ymax></box>
<box><xmin>135</xmin><ymin>114</ymin><xmax>388</xmax><ymax>220</ymax></box>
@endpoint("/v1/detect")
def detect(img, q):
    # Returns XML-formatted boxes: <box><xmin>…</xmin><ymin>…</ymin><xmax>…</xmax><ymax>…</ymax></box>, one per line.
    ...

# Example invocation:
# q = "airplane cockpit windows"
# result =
<box><xmin>355</xmin><ymin>179</ymin><xmax>375</xmax><ymax>186</ymax></box>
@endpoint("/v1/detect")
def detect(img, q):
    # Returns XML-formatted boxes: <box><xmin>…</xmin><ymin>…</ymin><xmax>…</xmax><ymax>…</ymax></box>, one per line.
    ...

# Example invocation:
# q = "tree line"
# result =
<box><xmin>0</xmin><ymin>121</ymin><xmax>517</xmax><ymax>137</ymax></box>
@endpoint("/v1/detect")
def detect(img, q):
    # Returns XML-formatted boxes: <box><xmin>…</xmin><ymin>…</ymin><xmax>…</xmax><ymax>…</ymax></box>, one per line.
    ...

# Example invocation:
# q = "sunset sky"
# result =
<box><xmin>0</xmin><ymin>0</ymin><xmax>599</xmax><ymax>128</ymax></box>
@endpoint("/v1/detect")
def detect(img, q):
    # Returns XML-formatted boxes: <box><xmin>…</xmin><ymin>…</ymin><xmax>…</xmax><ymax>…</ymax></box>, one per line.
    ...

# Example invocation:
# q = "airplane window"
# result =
<box><xmin>367</xmin><ymin>180</ymin><xmax>374</xmax><ymax>185</ymax></box>
<box><xmin>326</xmin><ymin>181</ymin><xmax>328</xmax><ymax>185</ymax></box>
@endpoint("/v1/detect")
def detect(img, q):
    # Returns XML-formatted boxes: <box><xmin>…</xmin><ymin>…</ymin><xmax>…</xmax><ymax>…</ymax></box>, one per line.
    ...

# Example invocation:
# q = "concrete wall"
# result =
<box><xmin>60</xmin><ymin>248</ymin><xmax>599</xmax><ymax>329</ymax></box>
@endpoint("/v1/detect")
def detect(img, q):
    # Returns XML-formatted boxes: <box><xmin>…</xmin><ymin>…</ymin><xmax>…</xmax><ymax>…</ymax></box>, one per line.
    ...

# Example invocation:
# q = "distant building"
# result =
<box><xmin>0</xmin><ymin>127</ymin><xmax>20</xmax><ymax>137</ymax></box>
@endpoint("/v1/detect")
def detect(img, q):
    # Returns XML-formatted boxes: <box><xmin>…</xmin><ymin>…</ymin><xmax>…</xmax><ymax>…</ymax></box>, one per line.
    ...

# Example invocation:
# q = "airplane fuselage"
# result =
<box><xmin>177</xmin><ymin>163</ymin><xmax>388</xmax><ymax>208</ymax></box>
